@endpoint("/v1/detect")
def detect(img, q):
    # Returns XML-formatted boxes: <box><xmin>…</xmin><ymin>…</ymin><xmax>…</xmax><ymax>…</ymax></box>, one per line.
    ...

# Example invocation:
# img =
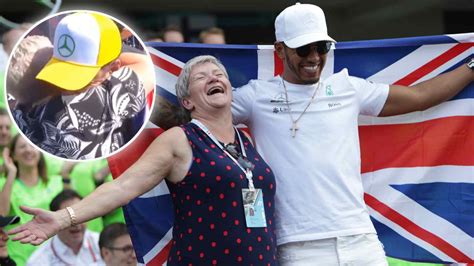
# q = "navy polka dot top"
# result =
<box><xmin>166</xmin><ymin>122</ymin><xmax>278</xmax><ymax>265</ymax></box>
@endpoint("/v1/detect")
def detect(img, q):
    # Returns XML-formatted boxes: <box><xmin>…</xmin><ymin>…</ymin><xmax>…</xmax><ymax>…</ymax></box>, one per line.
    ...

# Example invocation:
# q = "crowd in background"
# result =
<box><xmin>143</xmin><ymin>24</ymin><xmax>226</xmax><ymax>44</ymax></box>
<box><xmin>0</xmin><ymin>104</ymin><xmax>135</xmax><ymax>265</ymax></box>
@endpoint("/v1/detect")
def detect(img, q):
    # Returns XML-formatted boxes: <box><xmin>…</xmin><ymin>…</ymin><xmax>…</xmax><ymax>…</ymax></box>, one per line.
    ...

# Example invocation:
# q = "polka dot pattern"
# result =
<box><xmin>166</xmin><ymin>123</ymin><xmax>277</xmax><ymax>265</ymax></box>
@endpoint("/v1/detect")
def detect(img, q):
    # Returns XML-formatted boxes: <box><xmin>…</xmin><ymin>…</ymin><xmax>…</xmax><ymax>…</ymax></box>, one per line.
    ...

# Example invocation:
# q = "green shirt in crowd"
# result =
<box><xmin>0</xmin><ymin>175</ymin><xmax>63</xmax><ymax>266</ymax></box>
<box><xmin>43</xmin><ymin>157</ymin><xmax>125</xmax><ymax>232</ymax></box>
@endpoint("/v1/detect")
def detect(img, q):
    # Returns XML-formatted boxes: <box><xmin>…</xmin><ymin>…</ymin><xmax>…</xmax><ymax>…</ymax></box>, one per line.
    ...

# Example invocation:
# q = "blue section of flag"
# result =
<box><xmin>455</xmin><ymin>83</ymin><xmax>474</xmax><ymax>100</ymax></box>
<box><xmin>123</xmin><ymin>195</ymin><xmax>174</xmax><ymax>263</ymax></box>
<box><xmin>372</xmin><ymin>218</ymin><xmax>445</xmax><ymax>263</ymax></box>
<box><xmin>441</xmin><ymin>58</ymin><xmax>474</xmax><ymax>101</ymax></box>
<box><xmin>392</xmin><ymin>183</ymin><xmax>474</xmax><ymax>237</ymax></box>
<box><xmin>150</xmin><ymin>44</ymin><xmax>259</xmax><ymax>87</ymax></box>
<box><xmin>337</xmin><ymin>34</ymin><xmax>459</xmax><ymax>49</ymax></box>
<box><xmin>156</xmin><ymin>86</ymin><xmax>179</xmax><ymax>106</ymax></box>
<box><xmin>334</xmin><ymin>46</ymin><xmax>418</xmax><ymax>79</ymax></box>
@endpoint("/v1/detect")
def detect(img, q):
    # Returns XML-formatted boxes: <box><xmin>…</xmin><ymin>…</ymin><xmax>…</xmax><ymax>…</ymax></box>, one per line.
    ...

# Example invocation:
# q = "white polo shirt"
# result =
<box><xmin>232</xmin><ymin>69</ymin><xmax>389</xmax><ymax>245</ymax></box>
<box><xmin>27</xmin><ymin>229</ymin><xmax>103</xmax><ymax>266</ymax></box>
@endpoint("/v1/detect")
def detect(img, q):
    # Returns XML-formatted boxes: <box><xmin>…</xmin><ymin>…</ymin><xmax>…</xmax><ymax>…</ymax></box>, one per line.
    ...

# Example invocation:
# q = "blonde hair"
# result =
<box><xmin>7</xmin><ymin>35</ymin><xmax>53</xmax><ymax>90</ymax></box>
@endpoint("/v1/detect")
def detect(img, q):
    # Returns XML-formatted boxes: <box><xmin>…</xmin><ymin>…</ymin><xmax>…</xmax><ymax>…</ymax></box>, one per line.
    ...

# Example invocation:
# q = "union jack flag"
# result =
<box><xmin>108</xmin><ymin>33</ymin><xmax>474</xmax><ymax>265</ymax></box>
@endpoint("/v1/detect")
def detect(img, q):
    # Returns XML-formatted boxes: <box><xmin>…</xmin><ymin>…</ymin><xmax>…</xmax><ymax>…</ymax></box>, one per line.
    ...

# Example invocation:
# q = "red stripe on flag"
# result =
<box><xmin>365</xmin><ymin>193</ymin><xmax>473</xmax><ymax>262</ymax></box>
<box><xmin>394</xmin><ymin>43</ymin><xmax>474</xmax><ymax>86</ymax></box>
<box><xmin>150</xmin><ymin>53</ymin><xmax>182</xmax><ymax>76</ymax></box>
<box><xmin>146</xmin><ymin>90</ymin><xmax>154</xmax><ymax>109</ymax></box>
<box><xmin>360</xmin><ymin>116</ymin><xmax>474</xmax><ymax>173</ymax></box>
<box><xmin>146</xmin><ymin>240</ymin><xmax>173</xmax><ymax>266</ymax></box>
<box><xmin>274</xmin><ymin>51</ymin><xmax>283</xmax><ymax>76</ymax></box>
<box><xmin>108</xmin><ymin>127</ymin><xmax>164</xmax><ymax>178</ymax></box>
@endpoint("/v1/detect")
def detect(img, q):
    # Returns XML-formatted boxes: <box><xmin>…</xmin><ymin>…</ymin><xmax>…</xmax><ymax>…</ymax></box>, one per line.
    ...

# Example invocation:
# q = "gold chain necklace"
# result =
<box><xmin>282</xmin><ymin>79</ymin><xmax>320</xmax><ymax>137</ymax></box>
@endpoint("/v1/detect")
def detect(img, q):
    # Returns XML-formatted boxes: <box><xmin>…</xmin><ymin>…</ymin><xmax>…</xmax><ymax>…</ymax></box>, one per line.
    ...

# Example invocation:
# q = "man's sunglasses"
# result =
<box><xmin>292</xmin><ymin>41</ymin><xmax>332</xmax><ymax>57</ymax></box>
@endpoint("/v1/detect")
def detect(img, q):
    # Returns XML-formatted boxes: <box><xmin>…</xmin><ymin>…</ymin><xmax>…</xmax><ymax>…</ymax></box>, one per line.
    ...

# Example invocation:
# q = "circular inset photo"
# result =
<box><xmin>5</xmin><ymin>10</ymin><xmax>156</xmax><ymax>160</ymax></box>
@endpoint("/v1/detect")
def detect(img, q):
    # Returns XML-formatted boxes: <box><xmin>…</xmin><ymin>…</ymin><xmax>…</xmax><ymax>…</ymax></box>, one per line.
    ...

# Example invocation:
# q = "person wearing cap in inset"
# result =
<box><xmin>26</xmin><ymin>189</ymin><xmax>102</xmax><ymax>266</ymax></box>
<box><xmin>231</xmin><ymin>3</ymin><xmax>474</xmax><ymax>266</ymax></box>
<box><xmin>7</xmin><ymin>11</ymin><xmax>154</xmax><ymax>160</ymax></box>
<box><xmin>0</xmin><ymin>215</ymin><xmax>19</xmax><ymax>266</ymax></box>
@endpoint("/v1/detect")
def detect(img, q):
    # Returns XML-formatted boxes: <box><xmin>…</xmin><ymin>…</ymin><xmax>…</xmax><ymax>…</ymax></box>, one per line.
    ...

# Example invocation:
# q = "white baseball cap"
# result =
<box><xmin>275</xmin><ymin>3</ymin><xmax>336</xmax><ymax>48</ymax></box>
<box><xmin>36</xmin><ymin>12</ymin><xmax>122</xmax><ymax>91</ymax></box>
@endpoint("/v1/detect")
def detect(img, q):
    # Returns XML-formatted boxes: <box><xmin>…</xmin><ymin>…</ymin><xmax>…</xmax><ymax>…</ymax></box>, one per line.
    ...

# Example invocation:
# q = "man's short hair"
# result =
<box><xmin>50</xmin><ymin>189</ymin><xmax>82</xmax><ymax>211</ymax></box>
<box><xmin>99</xmin><ymin>223</ymin><xmax>130</xmax><ymax>249</ymax></box>
<box><xmin>150</xmin><ymin>95</ymin><xmax>190</xmax><ymax>129</ymax></box>
<box><xmin>199</xmin><ymin>27</ymin><xmax>225</xmax><ymax>42</ymax></box>
<box><xmin>7</xmin><ymin>35</ymin><xmax>53</xmax><ymax>91</ymax></box>
<box><xmin>161</xmin><ymin>25</ymin><xmax>184</xmax><ymax>42</ymax></box>
<box><xmin>162</xmin><ymin>25</ymin><xmax>182</xmax><ymax>34</ymax></box>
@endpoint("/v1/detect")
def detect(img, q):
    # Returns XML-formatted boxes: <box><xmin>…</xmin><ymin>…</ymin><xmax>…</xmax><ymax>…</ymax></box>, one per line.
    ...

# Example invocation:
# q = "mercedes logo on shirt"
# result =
<box><xmin>57</xmin><ymin>34</ymin><xmax>75</xmax><ymax>57</ymax></box>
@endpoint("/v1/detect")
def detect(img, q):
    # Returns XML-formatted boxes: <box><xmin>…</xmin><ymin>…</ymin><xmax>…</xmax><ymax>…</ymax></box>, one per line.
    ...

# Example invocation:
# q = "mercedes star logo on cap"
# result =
<box><xmin>57</xmin><ymin>34</ymin><xmax>75</xmax><ymax>57</ymax></box>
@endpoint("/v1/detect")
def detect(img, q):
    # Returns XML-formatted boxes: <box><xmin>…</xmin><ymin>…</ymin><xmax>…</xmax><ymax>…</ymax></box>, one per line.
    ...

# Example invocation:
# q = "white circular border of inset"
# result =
<box><xmin>3</xmin><ymin>9</ymin><xmax>156</xmax><ymax>162</ymax></box>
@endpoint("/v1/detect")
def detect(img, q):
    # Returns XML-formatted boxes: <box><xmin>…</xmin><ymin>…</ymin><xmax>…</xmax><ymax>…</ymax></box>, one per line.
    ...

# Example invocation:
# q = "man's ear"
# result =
<box><xmin>181</xmin><ymin>98</ymin><xmax>194</xmax><ymax>111</ymax></box>
<box><xmin>274</xmin><ymin>42</ymin><xmax>285</xmax><ymax>60</ymax></box>
<box><xmin>100</xmin><ymin>247</ymin><xmax>110</xmax><ymax>260</ymax></box>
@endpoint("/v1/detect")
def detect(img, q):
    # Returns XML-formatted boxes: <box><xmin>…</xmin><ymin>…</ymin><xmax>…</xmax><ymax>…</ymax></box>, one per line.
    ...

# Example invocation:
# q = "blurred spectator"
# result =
<box><xmin>140</xmin><ymin>29</ymin><xmax>163</xmax><ymax>43</ymax></box>
<box><xmin>147</xmin><ymin>37</ymin><xmax>163</xmax><ymax>42</ymax></box>
<box><xmin>149</xmin><ymin>95</ymin><xmax>190</xmax><ymax>130</ymax></box>
<box><xmin>162</xmin><ymin>25</ymin><xmax>184</xmax><ymax>43</ymax></box>
<box><xmin>0</xmin><ymin>23</ymin><xmax>34</xmax><ymax>109</ymax></box>
<box><xmin>62</xmin><ymin>160</ymin><xmax>125</xmax><ymax>232</ymax></box>
<box><xmin>2</xmin><ymin>23</ymin><xmax>33</xmax><ymax>55</ymax></box>
<box><xmin>0</xmin><ymin>108</ymin><xmax>12</xmax><ymax>153</ymax></box>
<box><xmin>199</xmin><ymin>27</ymin><xmax>226</xmax><ymax>44</ymax></box>
<box><xmin>99</xmin><ymin>223</ymin><xmax>136</xmax><ymax>266</ymax></box>
<box><xmin>25</xmin><ymin>158</ymin><xmax>125</xmax><ymax>234</ymax></box>
<box><xmin>0</xmin><ymin>134</ymin><xmax>63</xmax><ymax>265</ymax></box>
<box><xmin>0</xmin><ymin>108</ymin><xmax>13</xmax><ymax>175</ymax></box>
<box><xmin>0</xmin><ymin>215</ymin><xmax>19</xmax><ymax>266</ymax></box>
<box><xmin>27</xmin><ymin>189</ymin><xmax>103</xmax><ymax>266</ymax></box>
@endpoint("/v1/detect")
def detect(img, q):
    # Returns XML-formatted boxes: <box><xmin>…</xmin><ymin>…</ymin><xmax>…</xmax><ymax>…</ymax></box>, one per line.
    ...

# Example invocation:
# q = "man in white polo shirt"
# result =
<box><xmin>27</xmin><ymin>190</ymin><xmax>103</xmax><ymax>266</ymax></box>
<box><xmin>232</xmin><ymin>3</ymin><xmax>474</xmax><ymax>265</ymax></box>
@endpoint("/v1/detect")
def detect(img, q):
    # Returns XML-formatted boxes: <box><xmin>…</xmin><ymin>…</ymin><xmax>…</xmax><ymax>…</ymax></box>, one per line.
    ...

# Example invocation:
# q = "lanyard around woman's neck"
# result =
<box><xmin>191</xmin><ymin>119</ymin><xmax>255</xmax><ymax>190</ymax></box>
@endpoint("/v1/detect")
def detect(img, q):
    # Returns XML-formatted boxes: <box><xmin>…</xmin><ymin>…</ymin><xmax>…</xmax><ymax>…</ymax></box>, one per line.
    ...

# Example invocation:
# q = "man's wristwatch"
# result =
<box><xmin>467</xmin><ymin>58</ymin><xmax>474</xmax><ymax>70</ymax></box>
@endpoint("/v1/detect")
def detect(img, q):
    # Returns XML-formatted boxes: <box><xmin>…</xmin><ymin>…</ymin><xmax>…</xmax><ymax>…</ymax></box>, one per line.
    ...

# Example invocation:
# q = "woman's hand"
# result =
<box><xmin>7</xmin><ymin>206</ymin><xmax>63</xmax><ymax>245</ymax></box>
<box><xmin>0</xmin><ymin>229</ymin><xmax>9</xmax><ymax>257</ymax></box>
<box><xmin>2</xmin><ymin>148</ymin><xmax>17</xmax><ymax>179</ymax></box>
